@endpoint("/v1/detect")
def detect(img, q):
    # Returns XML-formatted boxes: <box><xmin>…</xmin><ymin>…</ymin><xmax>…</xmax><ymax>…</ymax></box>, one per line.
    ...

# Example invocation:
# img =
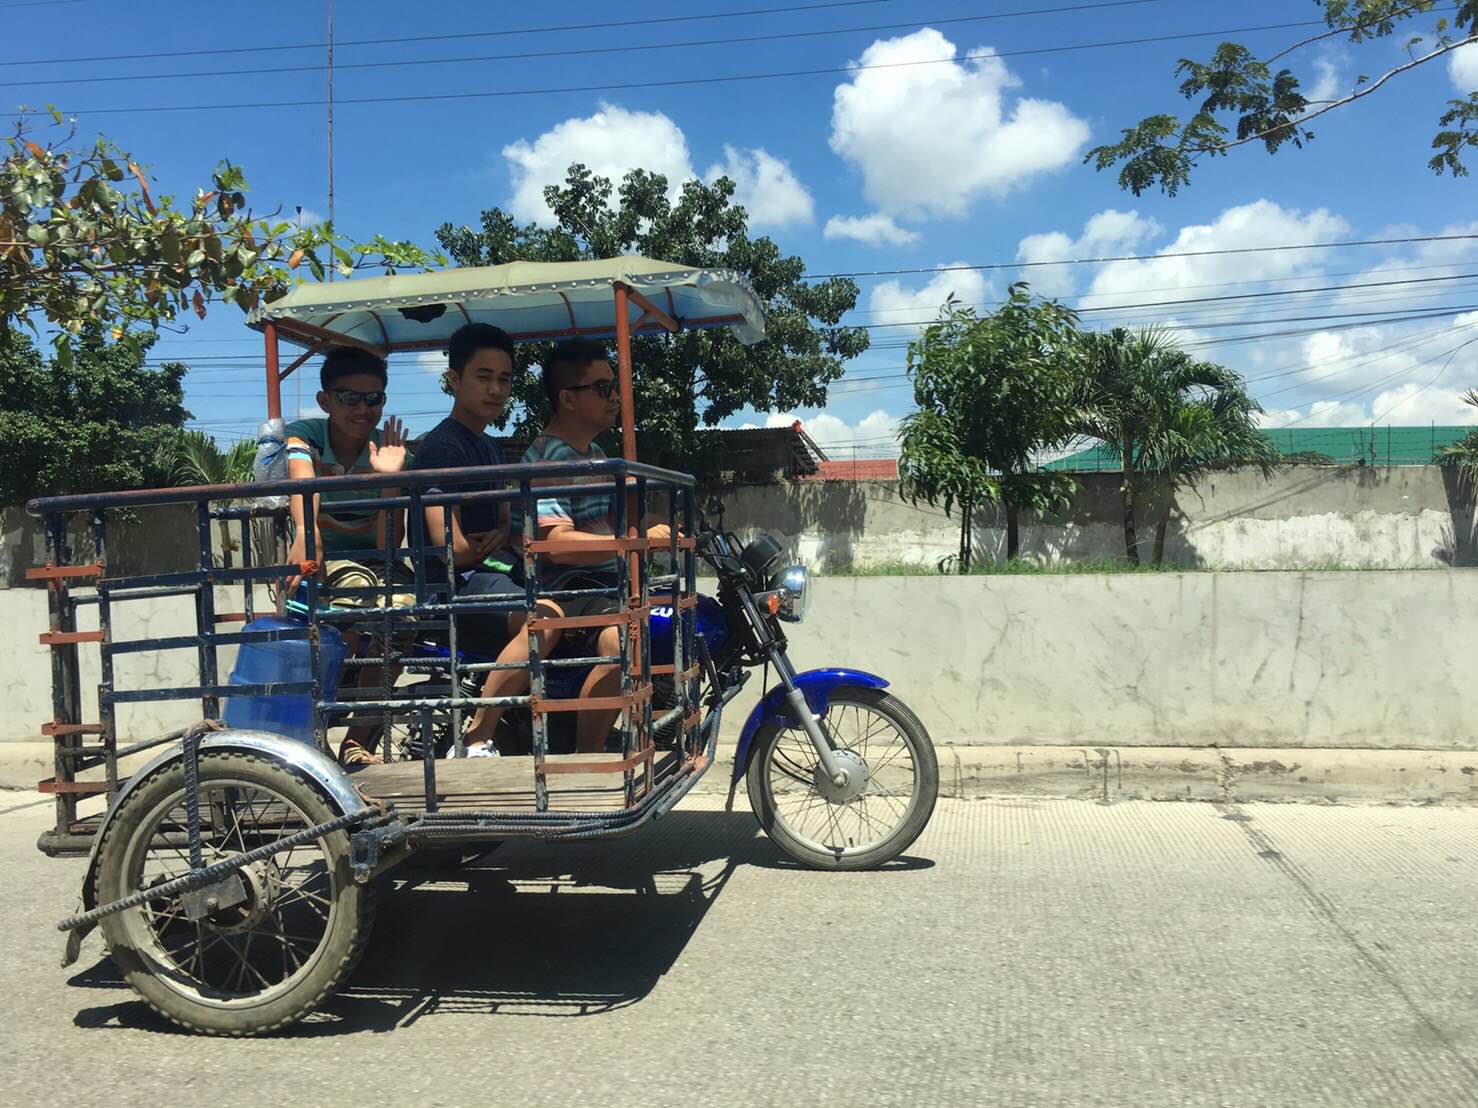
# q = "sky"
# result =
<box><xmin>7</xmin><ymin>0</ymin><xmax>1478</xmax><ymax>460</ymax></box>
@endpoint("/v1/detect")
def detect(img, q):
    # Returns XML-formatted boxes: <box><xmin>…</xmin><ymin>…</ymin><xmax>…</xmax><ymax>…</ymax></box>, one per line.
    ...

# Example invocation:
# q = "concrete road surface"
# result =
<box><xmin>2</xmin><ymin>793</ymin><xmax>1476</xmax><ymax>1108</ymax></box>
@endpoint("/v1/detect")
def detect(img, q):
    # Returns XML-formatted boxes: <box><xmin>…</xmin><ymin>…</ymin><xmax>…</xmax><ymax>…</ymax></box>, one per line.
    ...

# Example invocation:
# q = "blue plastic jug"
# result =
<box><xmin>222</xmin><ymin>615</ymin><xmax>348</xmax><ymax>744</ymax></box>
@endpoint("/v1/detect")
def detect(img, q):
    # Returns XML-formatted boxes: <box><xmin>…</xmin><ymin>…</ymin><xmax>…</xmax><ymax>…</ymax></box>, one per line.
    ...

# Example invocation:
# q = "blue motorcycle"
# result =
<box><xmin>380</xmin><ymin>523</ymin><xmax>939</xmax><ymax>872</ymax></box>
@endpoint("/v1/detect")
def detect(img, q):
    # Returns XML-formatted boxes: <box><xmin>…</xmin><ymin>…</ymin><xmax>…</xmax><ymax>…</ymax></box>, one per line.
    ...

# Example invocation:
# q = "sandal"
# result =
<box><xmin>338</xmin><ymin>738</ymin><xmax>384</xmax><ymax>768</ymax></box>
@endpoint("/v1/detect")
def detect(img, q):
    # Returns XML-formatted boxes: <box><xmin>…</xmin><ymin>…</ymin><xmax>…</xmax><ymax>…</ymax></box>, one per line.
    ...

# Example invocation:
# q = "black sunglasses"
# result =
<box><xmin>565</xmin><ymin>379</ymin><xmax>616</xmax><ymax>400</ymax></box>
<box><xmin>331</xmin><ymin>388</ymin><xmax>387</xmax><ymax>408</ymax></box>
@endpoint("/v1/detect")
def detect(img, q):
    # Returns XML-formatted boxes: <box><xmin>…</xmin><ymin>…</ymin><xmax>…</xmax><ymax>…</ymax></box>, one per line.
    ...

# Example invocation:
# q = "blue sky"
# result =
<box><xmin>8</xmin><ymin>0</ymin><xmax>1478</xmax><ymax>456</ymax></box>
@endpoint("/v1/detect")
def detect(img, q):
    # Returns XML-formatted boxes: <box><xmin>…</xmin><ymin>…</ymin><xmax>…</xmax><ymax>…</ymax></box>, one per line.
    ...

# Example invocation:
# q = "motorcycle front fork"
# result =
<box><xmin>766</xmin><ymin>645</ymin><xmax>850</xmax><ymax>788</ymax></box>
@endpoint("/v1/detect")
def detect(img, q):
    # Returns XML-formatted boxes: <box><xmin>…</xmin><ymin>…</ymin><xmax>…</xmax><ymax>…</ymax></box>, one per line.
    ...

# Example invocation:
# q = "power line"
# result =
<box><xmin>803</xmin><ymin>234</ymin><xmax>1478</xmax><ymax>281</ymax></box>
<box><xmin>859</xmin><ymin>300</ymin><xmax>1478</xmax><ymax>335</ymax></box>
<box><xmin>0</xmin><ymin>0</ymin><xmax>1163</xmax><ymax>89</ymax></box>
<box><xmin>21</xmin><ymin>17</ymin><xmax>1325</xmax><ymax>117</ymax></box>
<box><xmin>2</xmin><ymin>0</ymin><xmax>902</xmax><ymax>67</ymax></box>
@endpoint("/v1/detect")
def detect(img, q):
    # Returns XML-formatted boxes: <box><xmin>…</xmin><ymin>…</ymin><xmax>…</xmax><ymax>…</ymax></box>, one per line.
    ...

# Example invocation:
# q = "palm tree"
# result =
<box><xmin>1073</xmin><ymin>328</ymin><xmax>1278</xmax><ymax>565</ymax></box>
<box><xmin>168</xmin><ymin>430</ymin><xmax>257</xmax><ymax>567</ymax></box>
<box><xmin>1437</xmin><ymin>389</ymin><xmax>1478</xmax><ymax>489</ymax></box>
<box><xmin>1138</xmin><ymin>369</ymin><xmax>1280</xmax><ymax>565</ymax></box>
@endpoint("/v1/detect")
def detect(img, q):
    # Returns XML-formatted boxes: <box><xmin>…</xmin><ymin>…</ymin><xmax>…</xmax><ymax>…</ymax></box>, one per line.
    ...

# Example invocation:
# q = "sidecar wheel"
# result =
<box><xmin>746</xmin><ymin>687</ymin><xmax>938</xmax><ymax>871</ymax></box>
<box><xmin>94</xmin><ymin>750</ymin><xmax>376</xmax><ymax>1036</ymax></box>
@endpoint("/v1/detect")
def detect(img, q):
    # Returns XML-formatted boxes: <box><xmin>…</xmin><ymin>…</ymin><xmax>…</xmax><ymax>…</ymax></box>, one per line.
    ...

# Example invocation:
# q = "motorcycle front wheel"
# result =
<box><xmin>745</xmin><ymin>687</ymin><xmax>938</xmax><ymax>871</ymax></box>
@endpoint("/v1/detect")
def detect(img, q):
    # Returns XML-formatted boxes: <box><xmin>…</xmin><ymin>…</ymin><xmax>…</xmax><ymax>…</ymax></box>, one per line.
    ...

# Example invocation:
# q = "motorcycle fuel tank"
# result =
<box><xmin>649</xmin><ymin>593</ymin><xmax>730</xmax><ymax>664</ymax></box>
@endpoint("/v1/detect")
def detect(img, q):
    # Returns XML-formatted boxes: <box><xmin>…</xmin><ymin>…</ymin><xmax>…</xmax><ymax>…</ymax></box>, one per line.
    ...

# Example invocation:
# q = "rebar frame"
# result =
<box><xmin>27</xmin><ymin>458</ymin><xmax>704</xmax><ymax>854</ymax></box>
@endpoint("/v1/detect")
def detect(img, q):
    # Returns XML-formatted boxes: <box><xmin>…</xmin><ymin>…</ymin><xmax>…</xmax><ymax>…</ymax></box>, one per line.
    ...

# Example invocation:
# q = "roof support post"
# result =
<box><xmin>264</xmin><ymin>322</ymin><xmax>282</xmax><ymax>421</ymax></box>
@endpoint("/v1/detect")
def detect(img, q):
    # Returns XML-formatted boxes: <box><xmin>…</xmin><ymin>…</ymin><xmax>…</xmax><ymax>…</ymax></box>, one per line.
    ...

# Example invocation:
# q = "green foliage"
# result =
<box><xmin>435</xmin><ymin>164</ymin><xmax>868</xmax><ymax>473</ymax></box>
<box><xmin>170</xmin><ymin>429</ymin><xmax>256</xmax><ymax>488</ymax></box>
<box><xmin>1073</xmin><ymin>326</ymin><xmax>1278</xmax><ymax>563</ymax></box>
<box><xmin>0</xmin><ymin>327</ymin><xmax>188</xmax><ymax>504</ymax></box>
<box><xmin>1436</xmin><ymin>389</ymin><xmax>1478</xmax><ymax>488</ymax></box>
<box><xmin>898</xmin><ymin>284</ymin><xmax>1083</xmax><ymax>564</ymax></box>
<box><xmin>2</xmin><ymin>112</ymin><xmax>444</xmax><ymax>363</ymax></box>
<box><xmin>1086</xmin><ymin>1</ymin><xmax>1478</xmax><ymax>194</ymax></box>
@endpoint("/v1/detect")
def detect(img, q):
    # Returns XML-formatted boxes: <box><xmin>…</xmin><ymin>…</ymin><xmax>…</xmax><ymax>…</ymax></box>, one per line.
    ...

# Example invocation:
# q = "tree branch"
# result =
<box><xmin>1263</xmin><ymin>0</ymin><xmax>1430</xmax><ymax>63</ymax></box>
<box><xmin>1195</xmin><ymin>33</ymin><xmax>1478</xmax><ymax>154</ymax></box>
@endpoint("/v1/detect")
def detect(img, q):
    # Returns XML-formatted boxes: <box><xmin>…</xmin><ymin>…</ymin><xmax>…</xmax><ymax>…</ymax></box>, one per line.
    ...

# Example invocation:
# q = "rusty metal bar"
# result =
<box><xmin>26</xmin><ymin>563</ymin><xmax>102</xmax><ymax>580</ymax></box>
<box><xmin>92</xmin><ymin>511</ymin><xmax>119</xmax><ymax>794</ymax></box>
<box><xmin>38</xmin><ymin>630</ymin><xmax>104</xmax><ymax>646</ymax></box>
<box><xmin>620</xmin><ymin>284</ymin><xmax>680</xmax><ymax>333</ymax></box>
<box><xmin>264</xmin><ymin>321</ymin><xmax>283</xmax><ymax>421</ymax></box>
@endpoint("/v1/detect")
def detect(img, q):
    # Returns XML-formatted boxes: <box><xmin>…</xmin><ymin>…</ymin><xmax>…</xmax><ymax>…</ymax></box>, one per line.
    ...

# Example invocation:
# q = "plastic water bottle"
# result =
<box><xmin>222</xmin><ymin>614</ymin><xmax>348</xmax><ymax>744</ymax></box>
<box><xmin>251</xmin><ymin>418</ymin><xmax>289</xmax><ymax>509</ymax></box>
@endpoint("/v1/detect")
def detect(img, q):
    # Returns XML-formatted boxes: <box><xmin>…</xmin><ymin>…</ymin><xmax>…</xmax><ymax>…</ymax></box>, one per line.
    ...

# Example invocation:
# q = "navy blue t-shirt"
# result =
<box><xmin>412</xmin><ymin>417</ymin><xmax>505</xmax><ymax>539</ymax></box>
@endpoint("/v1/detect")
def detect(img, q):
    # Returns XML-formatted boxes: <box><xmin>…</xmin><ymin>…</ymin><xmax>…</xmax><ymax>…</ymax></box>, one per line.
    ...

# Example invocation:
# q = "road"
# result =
<box><xmin>2</xmin><ymin>792</ymin><xmax>1476</xmax><ymax>1107</ymax></box>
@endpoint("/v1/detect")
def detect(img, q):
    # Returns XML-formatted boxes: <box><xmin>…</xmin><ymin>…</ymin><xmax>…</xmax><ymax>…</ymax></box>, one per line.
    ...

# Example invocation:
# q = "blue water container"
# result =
<box><xmin>222</xmin><ymin>615</ymin><xmax>348</xmax><ymax>744</ymax></box>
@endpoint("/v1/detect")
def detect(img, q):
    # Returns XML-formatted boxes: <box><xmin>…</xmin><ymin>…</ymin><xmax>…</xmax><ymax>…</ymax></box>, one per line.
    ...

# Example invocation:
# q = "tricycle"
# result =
<box><xmin>27</xmin><ymin>257</ymin><xmax>938</xmax><ymax>1035</ymax></box>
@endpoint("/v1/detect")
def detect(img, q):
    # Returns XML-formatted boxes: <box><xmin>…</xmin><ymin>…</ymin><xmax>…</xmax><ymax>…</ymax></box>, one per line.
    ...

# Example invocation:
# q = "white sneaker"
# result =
<box><xmin>465</xmin><ymin>742</ymin><xmax>500</xmax><ymax>758</ymax></box>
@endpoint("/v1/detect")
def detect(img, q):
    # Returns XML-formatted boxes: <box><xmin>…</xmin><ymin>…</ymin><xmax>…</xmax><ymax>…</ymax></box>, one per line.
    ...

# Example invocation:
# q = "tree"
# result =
<box><xmin>435</xmin><ymin>164</ymin><xmax>869</xmax><ymax>473</ymax></box>
<box><xmin>1138</xmin><ymin>372</ymin><xmax>1281</xmax><ymax>565</ymax></box>
<box><xmin>898</xmin><ymin>284</ymin><xmax>1083</xmax><ymax>569</ymax></box>
<box><xmin>1437</xmin><ymin>389</ymin><xmax>1478</xmax><ymax>488</ymax></box>
<box><xmin>0</xmin><ymin>326</ymin><xmax>188</xmax><ymax>506</ymax></box>
<box><xmin>1073</xmin><ymin>327</ymin><xmax>1279</xmax><ymax>564</ymax></box>
<box><xmin>168</xmin><ymin>430</ymin><xmax>258</xmax><ymax>568</ymax></box>
<box><xmin>1087</xmin><ymin>1</ymin><xmax>1478</xmax><ymax>195</ymax></box>
<box><xmin>2</xmin><ymin>112</ymin><xmax>443</xmax><ymax>362</ymax></box>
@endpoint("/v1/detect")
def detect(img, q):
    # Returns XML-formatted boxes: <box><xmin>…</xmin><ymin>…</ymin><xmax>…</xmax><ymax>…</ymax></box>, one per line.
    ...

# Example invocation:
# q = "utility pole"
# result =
<box><xmin>326</xmin><ymin>0</ymin><xmax>335</xmax><ymax>282</ymax></box>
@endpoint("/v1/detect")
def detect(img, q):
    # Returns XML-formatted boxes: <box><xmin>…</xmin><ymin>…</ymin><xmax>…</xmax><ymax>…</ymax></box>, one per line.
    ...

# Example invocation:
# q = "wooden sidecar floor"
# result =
<box><xmin>346</xmin><ymin>751</ymin><xmax>680</xmax><ymax>815</ymax></box>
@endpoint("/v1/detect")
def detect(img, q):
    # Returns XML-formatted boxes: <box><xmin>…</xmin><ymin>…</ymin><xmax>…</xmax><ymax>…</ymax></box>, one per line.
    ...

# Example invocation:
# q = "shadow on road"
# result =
<box><xmin>66</xmin><ymin>810</ymin><xmax>934</xmax><ymax>1036</ymax></box>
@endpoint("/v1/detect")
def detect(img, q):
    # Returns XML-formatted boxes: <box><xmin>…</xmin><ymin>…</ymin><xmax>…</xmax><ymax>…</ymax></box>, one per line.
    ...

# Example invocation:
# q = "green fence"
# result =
<box><xmin>1044</xmin><ymin>426</ymin><xmax>1474</xmax><ymax>473</ymax></box>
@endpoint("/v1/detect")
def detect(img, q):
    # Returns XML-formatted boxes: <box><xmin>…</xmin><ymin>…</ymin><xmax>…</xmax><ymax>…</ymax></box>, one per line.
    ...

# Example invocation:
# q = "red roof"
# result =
<box><xmin>800</xmin><ymin>459</ymin><xmax>899</xmax><ymax>481</ymax></box>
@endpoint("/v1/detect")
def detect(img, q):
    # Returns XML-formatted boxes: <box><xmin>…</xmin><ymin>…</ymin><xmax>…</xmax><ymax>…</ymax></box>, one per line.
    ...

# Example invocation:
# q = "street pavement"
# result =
<box><xmin>2</xmin><ymin>792</ymin><xmax>1476</xmax><ymax>1107</ymax></box>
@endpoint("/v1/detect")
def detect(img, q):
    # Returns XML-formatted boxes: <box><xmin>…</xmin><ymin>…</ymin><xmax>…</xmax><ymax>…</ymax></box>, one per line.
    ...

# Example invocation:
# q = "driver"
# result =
<box><xmin>512</xmin><ymin>339</ymin><xmax>672</xmax><ymax>754</ymax></box>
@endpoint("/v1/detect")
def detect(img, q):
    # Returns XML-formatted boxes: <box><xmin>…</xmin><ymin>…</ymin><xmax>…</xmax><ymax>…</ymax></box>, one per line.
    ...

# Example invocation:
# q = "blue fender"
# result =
<box><xmin>731</xmin><ymin>668</ymin><xmax>889</xmax><ymax>785</ymax></box>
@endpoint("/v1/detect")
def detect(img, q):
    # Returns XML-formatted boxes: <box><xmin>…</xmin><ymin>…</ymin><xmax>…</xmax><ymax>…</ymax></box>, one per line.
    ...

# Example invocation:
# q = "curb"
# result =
<box><xmin>5</xmin><ymin>741</ymin><xmax>1477</xmax><ymax>805</ymax></box>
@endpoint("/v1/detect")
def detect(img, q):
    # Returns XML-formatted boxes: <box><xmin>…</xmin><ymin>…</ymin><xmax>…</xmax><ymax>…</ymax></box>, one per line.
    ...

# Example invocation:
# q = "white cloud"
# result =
<box><xmin>768</xmin><ymin>409</ymin><xmax>902</xmax><ymax>456</ymax></box>
<box><xmin>868</xmin><ymin>263</ymin><xmax>991</xmax><ymax>330</ymax></box>
<box><xmin>1016</xmin><ymin>209</ymin><xmax>1163</xmax><ymax>297</ymax></box>
<box><xmin>703</xmin><ymin>146</ymin><xmax>813</xmax><ymax>228</ymax></box>
<box><xmin>502</xmin><ymin>103</ymin><xmax>695</xmax><ymax>225</ymax></box>
<box><xmin>1450</xmin><ymin>41</ymin><xmax>1478</xmax><ymax>91</ymax></box>
<box><xmin>1307</xmin><ymin>52</ymin><xmax>1345</xmax><ymax>102</ymax></box>
<box><xmin>824</xmin><ymin>212</ymin><xmax>921</xmax><ymax>247</ymax></box>
<box><xmin>1257</xmin><ymin>312</ymin><xmax>1478</xmax><ymax>428</ymax></box>
<box><xmin>1085</xmin><ymin>200</ymin><xmax>1351</xmax><ymax>309</ymax></box>
<box><xmin>415</xmin><ymin>350</ymin><xmax>448</xmax><ymax>382</ymax></box>
<box><xmin>828</xmin><ymin>28</ymin><xmax>1090</xmax><ymax>220</ymax></box>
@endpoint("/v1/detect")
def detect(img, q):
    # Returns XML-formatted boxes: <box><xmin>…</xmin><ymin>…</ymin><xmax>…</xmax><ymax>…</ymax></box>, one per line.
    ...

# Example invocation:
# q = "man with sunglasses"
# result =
<box><xmin>284</xmin><ymin>345</ymin><xmax>414</xmax><ymax>765</ymax></box>
<box><xmin>513</xmin><ymin>339</ymin><xmax>673</xmax><ymax>753</ymax></box>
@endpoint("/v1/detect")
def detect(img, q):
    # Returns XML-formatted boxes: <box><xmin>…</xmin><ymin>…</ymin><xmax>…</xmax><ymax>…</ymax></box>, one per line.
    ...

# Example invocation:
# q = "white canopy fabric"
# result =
<box><xmin>247</xmin><ymin>256</ymin><xmax>766</xmax><ymax>352</ymax></box>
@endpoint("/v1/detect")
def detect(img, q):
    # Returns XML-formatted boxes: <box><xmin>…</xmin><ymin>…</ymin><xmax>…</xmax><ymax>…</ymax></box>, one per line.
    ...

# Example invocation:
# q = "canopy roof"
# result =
<box><xmin>246</xmin><ymin>256</ymin><xmax>766</xmax><ymax>353</ymax></box>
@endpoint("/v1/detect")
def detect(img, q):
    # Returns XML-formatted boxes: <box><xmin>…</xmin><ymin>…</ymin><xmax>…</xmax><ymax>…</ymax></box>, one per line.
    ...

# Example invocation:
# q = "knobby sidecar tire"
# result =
<box><xmin>94</xmin><ymin>750</ymin><xmax>377</xmax><ymax>1036</ymax></box>
<box><xmin>746</xmin><ymin>687</ymin><xmax>939</xmax><ymax>871</ymax></box>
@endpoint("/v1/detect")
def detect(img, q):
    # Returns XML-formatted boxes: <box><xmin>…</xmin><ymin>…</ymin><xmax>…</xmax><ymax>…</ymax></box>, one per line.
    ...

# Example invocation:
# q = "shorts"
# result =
<box><xmin>324</xmin><ymin>559</ymin><xmax>419</xmax><ymax>610</ymax></box>
<box><xmin>548</xmin><ymin>573</ymin><xmax>624</xmax><ymax>658</ymax></box>
<box><xmin>452</xmin><ymin>569</ymin><xmax>526</xmax><ymax>655</ymax></box>
<box><xmin>286</xmin><ymin>560</ymin><xmax>418</xmax><ymax>619</ymax></box>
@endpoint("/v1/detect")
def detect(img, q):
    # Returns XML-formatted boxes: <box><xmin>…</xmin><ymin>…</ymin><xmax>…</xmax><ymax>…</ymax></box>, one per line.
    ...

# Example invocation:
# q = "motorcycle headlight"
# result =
<box><xmin>775</xmin><ymin>564</ymin><xmax>808</xmax><ymax>623</ymax></box>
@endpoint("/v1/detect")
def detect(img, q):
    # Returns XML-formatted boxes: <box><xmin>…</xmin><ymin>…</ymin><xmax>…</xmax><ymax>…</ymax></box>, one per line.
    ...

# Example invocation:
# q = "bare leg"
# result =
<box><xmin>575</xmin><ymin>625</ymin><xmax>624</xmax><ymax>754</ymax></box>
<box><xmin>463</xmin><ymin>599</ymin><xmax>563</xmax><ymax>748</ymax></box>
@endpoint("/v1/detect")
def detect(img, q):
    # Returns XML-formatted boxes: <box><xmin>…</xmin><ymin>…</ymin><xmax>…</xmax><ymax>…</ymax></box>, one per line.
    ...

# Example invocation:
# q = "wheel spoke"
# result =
<box><xmin>116</xmin><ymin>767</ymin><xmax>341</xmax><ymax>1007</ymax></box>
<box><xmin>763</xmin><ymin>699</ymin><xmax>925</xmax><ymax>859</ymax></box>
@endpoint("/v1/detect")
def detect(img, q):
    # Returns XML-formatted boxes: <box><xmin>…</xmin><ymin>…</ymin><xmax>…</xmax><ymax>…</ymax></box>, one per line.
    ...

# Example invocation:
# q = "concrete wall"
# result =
<box><xmin>713</xmin><ymin>571</ymin><xmax>1478</xmax><ymax>751</ymax></box>
<box><xmin>2</xmin><ymin>571</ymin><xmax>1474</xmax><ymax>759</ymax></box>
<box><xmin>711</xmin><ymin>465</ymin><xmax>1478</xmax><ymax>571</ymax></box>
